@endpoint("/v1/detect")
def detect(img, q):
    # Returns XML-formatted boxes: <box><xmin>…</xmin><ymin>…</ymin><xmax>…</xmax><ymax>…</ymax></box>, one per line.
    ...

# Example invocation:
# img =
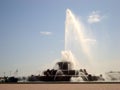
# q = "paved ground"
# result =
<box><xmin>0</xmin><ymin>84</ymin><xmax>120</xmax><ymax>90</ymax></box>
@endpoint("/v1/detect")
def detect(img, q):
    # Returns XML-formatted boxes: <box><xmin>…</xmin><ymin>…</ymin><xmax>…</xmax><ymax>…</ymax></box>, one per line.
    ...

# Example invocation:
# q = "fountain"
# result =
<box><xmin>27</xmin><ymin>9</ymin><xmax>104</xmax><ymax>82</ymax></box>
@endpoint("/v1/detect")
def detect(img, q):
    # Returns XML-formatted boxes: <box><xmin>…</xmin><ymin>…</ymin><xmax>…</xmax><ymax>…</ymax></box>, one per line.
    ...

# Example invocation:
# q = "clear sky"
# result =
<box><xmin>0</xmin><ymin>0</ymin><xmax>120</xmax><ymax>76</ymax></box>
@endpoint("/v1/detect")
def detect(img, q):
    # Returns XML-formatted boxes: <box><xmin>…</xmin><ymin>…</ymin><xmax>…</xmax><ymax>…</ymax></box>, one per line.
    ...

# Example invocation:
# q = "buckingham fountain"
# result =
<box><xmin>27</xmin><ymin>9</ymin><xmax>104</xmax><ymax>82</ymax></box>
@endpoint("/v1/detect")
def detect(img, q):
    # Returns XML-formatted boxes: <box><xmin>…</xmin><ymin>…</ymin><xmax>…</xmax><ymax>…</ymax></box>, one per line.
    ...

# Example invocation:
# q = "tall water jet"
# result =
<box><xmin>65</xmin><ymin>9</ymin><xmax>90</xmax><ymax>57</ymax></box>
<box><xmin>62</xmin><ymin>8</ymin><xmax>93</xmax><ymax>71</ymax></box>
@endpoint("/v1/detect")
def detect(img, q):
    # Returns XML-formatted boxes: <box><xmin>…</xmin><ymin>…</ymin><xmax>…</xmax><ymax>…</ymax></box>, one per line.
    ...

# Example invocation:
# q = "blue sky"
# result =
<box><xmin>0</xmin><ymin>0</ymin><xmax>120</xmax><ymax>76</ymax></box>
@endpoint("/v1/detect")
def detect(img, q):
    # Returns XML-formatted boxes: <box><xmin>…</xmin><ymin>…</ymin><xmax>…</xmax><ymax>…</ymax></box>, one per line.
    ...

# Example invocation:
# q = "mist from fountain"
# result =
<box><xmin>61</xmin><ymin>9</ymin><xmax>92</xmax><ymax>70</ymax></box>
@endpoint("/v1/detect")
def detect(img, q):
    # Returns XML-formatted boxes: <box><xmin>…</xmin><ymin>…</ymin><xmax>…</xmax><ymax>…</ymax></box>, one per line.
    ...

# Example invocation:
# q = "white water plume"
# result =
<box><xmin>65</xmin><ymin>9</ymin><xmax>92</xmax><ymax>59</ymax></box>
<box><xmin>64</xmin><ymin>8</ymin><xmax>95</xmax><ymax>66</ymax></box>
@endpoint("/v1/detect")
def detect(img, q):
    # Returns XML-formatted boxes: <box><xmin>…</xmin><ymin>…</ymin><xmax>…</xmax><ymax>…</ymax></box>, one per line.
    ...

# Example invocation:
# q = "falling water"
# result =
<box><xmin>62</xmin><ymin>9</ymin><xmax>92</xmax><ymax>70</ymax></box>
<box><xmin>65</xmin><ymin>9</ymin><xmax>90</xmax><ymax>55</ymax></box>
